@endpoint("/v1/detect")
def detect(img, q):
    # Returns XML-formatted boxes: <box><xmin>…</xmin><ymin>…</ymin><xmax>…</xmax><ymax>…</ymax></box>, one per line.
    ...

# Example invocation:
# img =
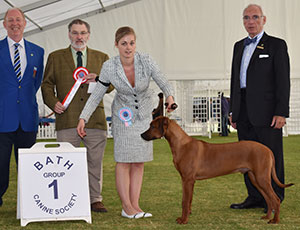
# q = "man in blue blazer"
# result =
<box><xmin>0</xmin><ymin>8</ymin><xmax>44</xmax><ymax>206</ymax></box>
<box><xmin>229</xmin><ymin>4</ymin><xmax>290</xmax><ymax>211</ymax></box>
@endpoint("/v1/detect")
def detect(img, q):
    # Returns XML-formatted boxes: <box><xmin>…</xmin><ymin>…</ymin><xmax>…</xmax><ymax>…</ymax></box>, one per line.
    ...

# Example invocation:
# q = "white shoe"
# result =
<box><xmin>121</xmin><ymin>209</ymin><xmax>143</xmax><ymax>219</ymax></box>
<box><xmin>141</xmin><ymin>212</ymin><xmax>152</xmax><ymax>218</ymax></box>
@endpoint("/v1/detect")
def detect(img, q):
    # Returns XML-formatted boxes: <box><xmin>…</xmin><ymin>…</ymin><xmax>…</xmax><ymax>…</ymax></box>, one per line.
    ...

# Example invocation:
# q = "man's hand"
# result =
<box><xmin>54</xmin><ymin>101</ymin><xmax>65</xmax><ymax>114</ymax></box>
<box><xmin>229</xmin><ymin>115</ymin><xmax>237</xmax><ymax>129</ymax></box>
<box><xmin>271</xmin><ymin>116</ymin><xmax>286</xmax><ymax>129</ymax></box>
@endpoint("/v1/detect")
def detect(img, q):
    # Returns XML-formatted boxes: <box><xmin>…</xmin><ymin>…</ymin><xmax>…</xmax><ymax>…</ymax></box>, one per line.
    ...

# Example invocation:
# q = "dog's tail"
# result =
<box><xmin>271</xmin><ymin>156</ymin><xmax>294</xmax><ymax>188</ymax></box>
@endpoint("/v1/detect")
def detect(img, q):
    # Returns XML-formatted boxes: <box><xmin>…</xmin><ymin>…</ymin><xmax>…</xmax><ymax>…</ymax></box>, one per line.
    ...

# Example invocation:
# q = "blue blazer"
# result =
<box><xmin>0</xmin><ymin>37</ymin><xmax>44</xmax><ymax>132</ymax></box>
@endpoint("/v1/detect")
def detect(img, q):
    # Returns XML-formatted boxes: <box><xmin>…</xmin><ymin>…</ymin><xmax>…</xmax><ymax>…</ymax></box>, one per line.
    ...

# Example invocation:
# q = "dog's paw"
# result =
<box><xmin>176</xmin><ymin>217</ymin><xmax>188</xmax><ymax>224</ymax></box>
<box><xmin>261</xmin><ymin>214</ymin><xmax>272</xmax><ymax>220</ymax></box>
<box><xmin>268</xmin><ymin>218</ymin><xmax>279</xmax><ymax>224</ymax></box>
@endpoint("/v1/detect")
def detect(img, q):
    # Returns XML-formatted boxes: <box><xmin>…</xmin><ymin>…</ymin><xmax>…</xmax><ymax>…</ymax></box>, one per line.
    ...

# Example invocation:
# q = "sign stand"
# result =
<box><xmin>17</xmin><ymin>142</ymin><xmax>91</xmax><ymax>226</ymax></box>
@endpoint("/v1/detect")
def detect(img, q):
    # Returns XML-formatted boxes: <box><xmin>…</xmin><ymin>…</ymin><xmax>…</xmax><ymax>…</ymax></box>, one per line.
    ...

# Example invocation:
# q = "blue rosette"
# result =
<box><xmin>118</xmin><ymin>107</ymin><xmax>133</xmax><ymax>127</ymax></box>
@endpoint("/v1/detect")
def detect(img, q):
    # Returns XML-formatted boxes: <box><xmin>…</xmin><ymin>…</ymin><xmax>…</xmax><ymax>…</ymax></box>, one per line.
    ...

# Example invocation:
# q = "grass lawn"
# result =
<box><xmin>0</xmin><ymin>133</ymin><xmax>299</xmax><ymax>230</ymax></box>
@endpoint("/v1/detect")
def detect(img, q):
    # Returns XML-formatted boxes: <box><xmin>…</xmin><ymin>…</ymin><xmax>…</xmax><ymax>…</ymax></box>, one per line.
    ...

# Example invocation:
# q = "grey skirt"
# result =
<box><xmin>111</xmin><ymin>114</ymin><xmax>153</xmax><ymax>163</ymax></box>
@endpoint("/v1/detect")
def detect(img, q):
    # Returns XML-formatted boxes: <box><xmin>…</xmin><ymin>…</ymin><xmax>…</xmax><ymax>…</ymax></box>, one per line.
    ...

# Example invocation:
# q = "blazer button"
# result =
<box><xmin>135</xmin><ymin>106</ymin><xmax>138</xmax><ymax>109</ymax></box>
<box><xmin>80</xmin><ymin>98</ymin><xmax>83</xmax><ymax>101</ymax></box>
<box><xmin>135</xmin><ymin>100</ymin><xmax>138</xmax><ymax>103</ymax></box>
<box><xmin>19</xmin><ymin>85</ymin><xmax>21</xmax><ymax>89</ymax></box>
<box><xmin>134</xmin><ymin>94</ymin><xmax>137</xmax><ymax>97</ymax></box>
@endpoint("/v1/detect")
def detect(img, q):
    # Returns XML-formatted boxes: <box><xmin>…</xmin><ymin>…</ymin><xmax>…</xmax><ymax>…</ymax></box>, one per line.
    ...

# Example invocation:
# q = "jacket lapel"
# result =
<box><xmin>0</xmin><ymin>37</ymin><xmax>16</xmax><ymax>80</ymax></box>
<box><xmin>116</xmin><ymin>56</ymin><xmax>135</xmax><ymax>91</ymax></box>
<box><xmin>249</xmin><ymin>32</ymin><xmax>268</xmax><ymax>66</ymax></box>
<box><xmin>64</xmin><ymin>46</ymin><xmax>75</xmax><ymax>71</ymax></box>
<box><xmin>23</xmin><ymin>39</ymin><xmax>33</xmax><ymax>81</ymax></box>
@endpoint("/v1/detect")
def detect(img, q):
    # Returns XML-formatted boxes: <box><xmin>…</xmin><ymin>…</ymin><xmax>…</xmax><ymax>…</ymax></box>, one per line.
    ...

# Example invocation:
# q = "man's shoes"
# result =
<box><xmin>230</xmin><ymin>199</ymin><xmax>264</xmax><ymax>209</ymax></box>
<box><xmin>91</xmin><ymin>201</ymin><xmax>107</xmax><ymax>213</ymax></box>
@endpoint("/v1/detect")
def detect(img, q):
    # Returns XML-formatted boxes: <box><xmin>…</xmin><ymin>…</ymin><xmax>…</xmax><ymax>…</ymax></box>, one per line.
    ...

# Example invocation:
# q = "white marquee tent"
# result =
<box><xmin>1</xmin><ymin>0</ymin><xmax>300</xmax><ymax>135</ymax></box>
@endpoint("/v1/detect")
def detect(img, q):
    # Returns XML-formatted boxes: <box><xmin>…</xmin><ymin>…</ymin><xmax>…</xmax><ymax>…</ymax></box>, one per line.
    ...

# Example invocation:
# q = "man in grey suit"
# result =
<box><xmin>229</xmin><ymin>4</ymin><xmax>290</xmax><ymax>211</ymax></box>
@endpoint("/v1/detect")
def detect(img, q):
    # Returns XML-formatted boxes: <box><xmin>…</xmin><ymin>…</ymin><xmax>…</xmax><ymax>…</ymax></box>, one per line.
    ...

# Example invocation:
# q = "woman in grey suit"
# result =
<box><xmin>77</xmin><ymin>26</ymin><xmax>176</xmax><ymax>219</ymax></box>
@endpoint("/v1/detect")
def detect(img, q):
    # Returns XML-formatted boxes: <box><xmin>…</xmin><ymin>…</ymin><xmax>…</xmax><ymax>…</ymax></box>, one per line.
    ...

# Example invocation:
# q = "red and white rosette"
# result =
<box><xmin>62</xmin><ymin>67</ymin><xmax>89</xmax><ymax>109</ymax></box>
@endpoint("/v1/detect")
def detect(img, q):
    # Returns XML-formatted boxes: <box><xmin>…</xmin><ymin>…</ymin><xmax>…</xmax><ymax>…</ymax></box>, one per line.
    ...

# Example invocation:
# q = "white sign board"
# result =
<box><xmin>17</xmin><ymin>142</ymin><xmax>91</xmax><ymax>226</ymax></box>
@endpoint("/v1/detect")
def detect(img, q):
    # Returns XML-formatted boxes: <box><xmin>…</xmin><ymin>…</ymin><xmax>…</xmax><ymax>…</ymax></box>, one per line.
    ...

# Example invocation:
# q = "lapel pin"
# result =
<box><xmin>257</xmin><ymin>45</ymin><xmax>264</xmax><ymax>49</ymax></box>
<box><xmin>31</xmin><ymin>53</ymin><xmax>34</xmax><ymax>56</ymax></box>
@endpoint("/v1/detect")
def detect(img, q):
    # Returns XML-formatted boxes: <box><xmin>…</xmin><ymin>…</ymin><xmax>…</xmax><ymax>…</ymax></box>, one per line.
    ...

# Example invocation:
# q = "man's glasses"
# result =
<box><xmin>70</xmin><ymin>31</ymin><xmax>89</xmax><ymax>36</ymax></box>
<box><xmin>243</xmin><ymin>15</ymin><xmax>263</xmax><ymax>21</ymax></box>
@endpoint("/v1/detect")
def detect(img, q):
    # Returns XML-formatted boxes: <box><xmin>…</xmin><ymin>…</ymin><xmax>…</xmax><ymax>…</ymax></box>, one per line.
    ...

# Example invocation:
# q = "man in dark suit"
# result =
<box><xmin>229</xmin><ymin>4</ymin><xmax>290</xmax><ymax>211</ymax></box>
<box><xmin>42</xmin><ymin>19</ymin><xmax>113</xmax><ymax>213</ymax></box>
<box><xmin>0</xmin><ymin>8</ymin><xmax>44</xmax><ymax>206</ymax></box>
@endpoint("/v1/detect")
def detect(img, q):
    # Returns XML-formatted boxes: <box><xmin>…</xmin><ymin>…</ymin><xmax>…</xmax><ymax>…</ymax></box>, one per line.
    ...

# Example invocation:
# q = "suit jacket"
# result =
<box><xmin>0</xmin><ymin>37</ymin><xmax>44</xmax><ymax>132</ymax></box>
<box><xmin>41</xmin><ymin>46</ymin><xmax>113</xmax><ymax>131</ymax></box>
<box><xmin>80</xmin><ymin>52</ymin><xmax>174</xmax><ymax>126</ymax></box>
<box><xmin>230</xmin><ymin>32</ymin><xmax>290</xmax><ymax>127</ymax></box>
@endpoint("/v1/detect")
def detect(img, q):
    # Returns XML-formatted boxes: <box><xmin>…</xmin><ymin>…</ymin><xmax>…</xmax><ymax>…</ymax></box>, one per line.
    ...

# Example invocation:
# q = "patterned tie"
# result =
<box><xmin>14</xmin><ymin>43</ymin><xmax>22</xmax><ymax>82</ymax></box>
<box><xmin>244</xmin><ymin>37</ymin><xmax>257</xmax><ymax>46</ymax></box>
<box><xmin>77</xmin><ymin>51</ymin><xmax>83</xmax><ymax>68</ymax></box>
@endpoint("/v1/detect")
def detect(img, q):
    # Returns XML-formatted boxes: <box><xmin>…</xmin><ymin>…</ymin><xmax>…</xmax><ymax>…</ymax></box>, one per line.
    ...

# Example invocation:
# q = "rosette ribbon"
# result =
<box><xmin>62</xmin><ymin>67</ymin><xmax>89</xmax><ymax>109</ymax></box>
<box><xmin>118</xmin><ymin>107</ymin><xmax>133</xmax><ymax>127</ymax></box>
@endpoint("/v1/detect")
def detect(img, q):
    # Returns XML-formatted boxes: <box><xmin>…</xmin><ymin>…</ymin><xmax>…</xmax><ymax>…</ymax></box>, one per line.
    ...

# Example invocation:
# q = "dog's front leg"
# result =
<box><xmin>176</xmin><ymin>179</ymin><xmax>195</xmax><ymax>224</ymax></box>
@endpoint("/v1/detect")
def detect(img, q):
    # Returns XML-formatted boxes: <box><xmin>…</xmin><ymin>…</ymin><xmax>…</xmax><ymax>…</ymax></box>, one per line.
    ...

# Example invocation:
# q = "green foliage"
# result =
<box><xmin>0</xmin><ymin>134</ymin><xmax>299</xmax><ymax>229</ymax></box>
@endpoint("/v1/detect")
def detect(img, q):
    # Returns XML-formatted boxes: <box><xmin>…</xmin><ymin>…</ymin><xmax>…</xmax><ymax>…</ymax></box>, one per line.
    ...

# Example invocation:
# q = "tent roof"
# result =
<box><xmin>0</xmin><ymin>0</ymin><xmax>139</xmax><ymax>39</ymax></box>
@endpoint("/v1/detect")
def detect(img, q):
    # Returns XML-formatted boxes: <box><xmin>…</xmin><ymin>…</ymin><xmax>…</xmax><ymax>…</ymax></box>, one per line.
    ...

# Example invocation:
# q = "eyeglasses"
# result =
<box><xmin>243</xmin><ymin>15</ymin><xmax>263</xmax><ymax>21</ymax></box>
<box><xmin>70</xmin><ymin>31</ymin><xmax>89</xmax><ymax>36</ymax></box>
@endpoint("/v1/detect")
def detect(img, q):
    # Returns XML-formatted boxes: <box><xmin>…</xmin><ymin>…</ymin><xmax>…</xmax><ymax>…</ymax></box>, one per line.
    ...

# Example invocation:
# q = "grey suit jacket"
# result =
<box><xmin>80</xmin><ymin>52</ymin><xmax>174</xmax><ymax>124</ymax></box>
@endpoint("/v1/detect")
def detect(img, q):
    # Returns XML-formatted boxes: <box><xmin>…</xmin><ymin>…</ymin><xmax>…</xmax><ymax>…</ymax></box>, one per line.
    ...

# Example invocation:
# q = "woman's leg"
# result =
<box><xmin>115</xmin><ymin>162</ymin><xmax>138</xmax><ymax>215</ymax></box>
<box><xmin>129</xmin><ymin>163</ymin><xmax>144</xmax><ymax>212</ymax></box>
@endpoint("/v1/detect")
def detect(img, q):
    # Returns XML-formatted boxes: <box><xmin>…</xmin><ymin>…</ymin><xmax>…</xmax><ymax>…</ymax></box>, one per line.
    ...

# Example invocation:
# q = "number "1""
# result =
<box><xmin>48</xmin><ymin>179</ymin><xmax>58</xmax><ymax>199</ymax></box>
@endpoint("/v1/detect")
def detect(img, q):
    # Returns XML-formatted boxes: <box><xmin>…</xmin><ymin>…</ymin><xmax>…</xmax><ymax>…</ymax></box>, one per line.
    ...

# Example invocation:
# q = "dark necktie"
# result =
<box><xmin>244</xmin><ymin>37</ymin><xmax>257</xmax><ymax>46</ymax></box>
<box><xmin>14</xmin><ymin>43</ymin><xmax>22</xmax><ymax>82</ymax></box>
<box><xmin>76</xmin><ymin>51</ymin><xmax>83</xmax><ymax>68</ymax></box>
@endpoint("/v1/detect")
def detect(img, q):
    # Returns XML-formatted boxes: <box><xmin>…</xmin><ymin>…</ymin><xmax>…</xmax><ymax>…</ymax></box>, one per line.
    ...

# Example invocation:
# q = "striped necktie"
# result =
<box><xmin>14</xmin><ymin>43</ymin><xmax>22</xmax><ymax>82</ymax></box>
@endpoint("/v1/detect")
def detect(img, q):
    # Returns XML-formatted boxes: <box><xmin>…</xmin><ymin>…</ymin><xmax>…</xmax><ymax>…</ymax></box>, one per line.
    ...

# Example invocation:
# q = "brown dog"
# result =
<box><xmin>141</xmin><ymin>116</ymin><xmax>294</xmax><ymax>224</ymax></box>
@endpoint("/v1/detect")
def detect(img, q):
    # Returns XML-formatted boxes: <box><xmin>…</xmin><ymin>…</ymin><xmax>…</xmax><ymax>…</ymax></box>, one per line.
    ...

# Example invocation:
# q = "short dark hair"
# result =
<box><xmin>68</xmin><ymin>19</ymin><xmax>90</xmax><ymax>33</ymax></box>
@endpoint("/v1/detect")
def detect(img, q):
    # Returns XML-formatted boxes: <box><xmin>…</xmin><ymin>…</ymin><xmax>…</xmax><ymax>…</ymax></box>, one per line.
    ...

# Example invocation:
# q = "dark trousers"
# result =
<box><xmin>221</xmin><ymin>115</ymin><xmax>229</xmax><ymax>136</ymax></box>
<box><xmin>0</xmin><ymin>126</ymin><xmax>36</xmax><ymax>205</ymax></box>
<box><xmin>236</xmin><ymin>90</ymin><xmax>285</xmax><ymax>204</ymax></box>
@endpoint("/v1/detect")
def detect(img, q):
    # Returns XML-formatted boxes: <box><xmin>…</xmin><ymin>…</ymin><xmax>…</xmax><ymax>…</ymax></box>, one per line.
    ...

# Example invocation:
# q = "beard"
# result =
<box><xmin>70</xmin><ymin>39</ymin><xmax>87</xmax><ymax>50</ymax></box>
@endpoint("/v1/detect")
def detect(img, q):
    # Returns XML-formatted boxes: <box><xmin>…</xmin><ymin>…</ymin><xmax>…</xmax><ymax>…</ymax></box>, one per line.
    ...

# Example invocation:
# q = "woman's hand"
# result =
<box><xmin>77</xmin><ymin>118</ymin><xmax>87</xmax><ymax>138</ymax></box>
<box><xmin>84</xmin><ymin>73</ymin><xmax>97</xmax><ymax>84</ymax></box>
<box><xmin>165</xmin><ymin>96</ymin><xmax>176</xmax><ymax>113</ymax></box>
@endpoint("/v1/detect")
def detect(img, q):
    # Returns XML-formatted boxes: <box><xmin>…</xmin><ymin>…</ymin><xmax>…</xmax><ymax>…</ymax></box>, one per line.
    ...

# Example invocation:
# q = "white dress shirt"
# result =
<box><xmin>240</xmin><ymin>31</ymin><xmax>264</xmax><ymax>88</ymax></box>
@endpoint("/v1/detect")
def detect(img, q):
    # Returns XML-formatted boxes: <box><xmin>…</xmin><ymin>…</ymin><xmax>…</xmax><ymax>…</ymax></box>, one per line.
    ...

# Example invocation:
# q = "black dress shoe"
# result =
<box><xmin>230</xmin><ymin>199</ymin><xmax>264</xmax><ymax>209</ymax></box>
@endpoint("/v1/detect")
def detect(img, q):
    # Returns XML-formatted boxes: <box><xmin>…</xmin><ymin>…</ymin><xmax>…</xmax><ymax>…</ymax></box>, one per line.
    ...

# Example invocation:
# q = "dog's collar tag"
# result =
<box><xmin>118</xmin><ymin>107</ymin><xmax>133</xmax><ymax>127</ymax></box>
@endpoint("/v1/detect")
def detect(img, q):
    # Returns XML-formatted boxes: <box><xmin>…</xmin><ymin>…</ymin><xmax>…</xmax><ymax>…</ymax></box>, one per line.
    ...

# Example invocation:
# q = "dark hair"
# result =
<box><xmin>115</xmin><ymin>26</ymin><xmax>136</xmax><ymax>44</ymax></box>
<box><xmin>4</xmin><ymin>7</ymin><xmax>25</xmax><ymax>21</ymax></box>
<box><xmin>68</xmin><ymin>19</ymin><xmax>90</xmax><ymax>33</ymax></box>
